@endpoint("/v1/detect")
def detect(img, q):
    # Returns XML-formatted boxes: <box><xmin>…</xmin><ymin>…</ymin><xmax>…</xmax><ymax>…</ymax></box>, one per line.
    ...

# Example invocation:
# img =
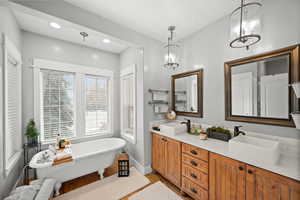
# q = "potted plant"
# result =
<box><xmin>206</xmin><ymin>126</ymin><xmax>232</xmax><ymax>142</ymax></box>
<box><xmin>26</xmin><ymin>119</ymin><xmax>39</xmax><ymax>146</ymax></box>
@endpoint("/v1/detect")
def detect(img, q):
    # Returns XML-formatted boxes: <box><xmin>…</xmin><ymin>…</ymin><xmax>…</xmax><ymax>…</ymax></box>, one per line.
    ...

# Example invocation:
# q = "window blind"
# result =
<box><xmin>40</xmin><ymin>69</ymin><xmax>75</xmax><ymax>140</ymax></box>
<box><xmin>85</xmin><ymin>75</ymin><xmax>109</xmax><ymax>135</ymax></box>
<box><xmin>5</xmin><ymin>59</ymin><xmax>18</xmax><ymax>162</ymax></box>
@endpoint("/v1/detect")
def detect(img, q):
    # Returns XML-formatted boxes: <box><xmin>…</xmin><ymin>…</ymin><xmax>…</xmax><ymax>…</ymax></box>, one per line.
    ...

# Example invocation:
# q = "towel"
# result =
<box><xmin>52</xmin><ymin>147</ymin><xmax>73</xmax><ymax>166</ymax></box>
<box><xmin>55</xmin><ymin>147</ymin><xmax>72</xmax><ymax>160</ymax></box>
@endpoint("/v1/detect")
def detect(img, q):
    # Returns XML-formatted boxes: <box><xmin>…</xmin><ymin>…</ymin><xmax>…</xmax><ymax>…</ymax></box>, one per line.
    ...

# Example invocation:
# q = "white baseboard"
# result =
<box><xmin>143</xmin><ymin>165</ymin><xmax>153</xmax><ymax>174</ymax></box>
<box><xmin>129</xmin><ymin>156</ymin><xmax>152</xmax><ymax>175</ymax></box>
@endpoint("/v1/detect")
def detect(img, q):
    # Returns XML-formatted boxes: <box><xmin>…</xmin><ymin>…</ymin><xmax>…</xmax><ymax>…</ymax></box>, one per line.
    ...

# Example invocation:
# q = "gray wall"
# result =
<box><xmin>120</xmin><ymin>47</ymin><xmax>145</xmax><ymax>167</ymax></box>
<box><xmin>0</xmin><ymin>4</ymin><xmax>23</xmax><ymax>199</ymax></box>
<box><xmin>120</xmin><ymin>45</ymin><xmax>171</xmax><ymax>170</ymax></box>
<box><xmin>22</xmin><ymin>31</ymin><xmax>121</xmax><ymax>138</ymax></box>
<box><xmin>16</xmin><ymin>0</ymin><xmax>167</xmax><ymax>170</ymax></box>
<box><xmin>177</xmin><ymin>0</ymin><xmax>300</xmax><ymax>139</ymax></box>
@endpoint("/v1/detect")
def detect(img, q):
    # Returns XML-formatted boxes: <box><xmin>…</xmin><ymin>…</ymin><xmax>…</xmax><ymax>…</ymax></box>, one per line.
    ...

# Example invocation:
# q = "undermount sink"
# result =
<box><xmin>160</xmin><ymin>122</ymin><xmax>186</xmax><ymax>135</ymax></box>
<box><xmin>229</xmin><ymin>135</ymin><xmax>280</xmax><ymax>165</ymax></box>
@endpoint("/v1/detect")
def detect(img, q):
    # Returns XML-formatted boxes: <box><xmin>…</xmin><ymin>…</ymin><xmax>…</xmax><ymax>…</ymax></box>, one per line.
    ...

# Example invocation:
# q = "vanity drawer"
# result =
<box><xmin>182</xmin><ymin>143</ymin><xmax>208</xmax><ymax>162</ymax></box>
<box><xmin>182</xmin><ymin>177</ymin><xmax>208</xmax><ymax>200</ymax></box>
<box><xmin>182</xmin><ymin>164</ymin><xmax>208</xmax><ymax>190</ymax></box>
<box><xmin>182</xmin><ymin>154</ymin><xmax>208</xmax><ymax>174</ymax></box>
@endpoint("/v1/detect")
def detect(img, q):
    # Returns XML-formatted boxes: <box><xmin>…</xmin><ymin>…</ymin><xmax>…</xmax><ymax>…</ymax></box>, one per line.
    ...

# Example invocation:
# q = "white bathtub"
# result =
<box><xmin>30</xmin><ymin>138</ymin><xmax>126</xmax><ymax>195</ymax></box>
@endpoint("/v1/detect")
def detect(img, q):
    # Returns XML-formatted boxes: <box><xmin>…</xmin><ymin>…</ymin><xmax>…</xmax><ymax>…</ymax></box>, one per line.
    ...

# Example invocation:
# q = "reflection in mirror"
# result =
<box><xmin>174</xmin><ymin>75</ymin><xmax>198</xmax><ymax>113</ymax></box>
<box><xmin>225</xmin><ymin>45</ymin><xmax>300</xmax><ymax>127</ymax></box>
<box><xmin>172</xmin><ymin>70</ymin><xmax>203</xmax><ymax>118</ymax></box>
<box><xmin>231</xmin><ymin>54</ymin><xmax>289</xmax><ymax>119</ymax></box>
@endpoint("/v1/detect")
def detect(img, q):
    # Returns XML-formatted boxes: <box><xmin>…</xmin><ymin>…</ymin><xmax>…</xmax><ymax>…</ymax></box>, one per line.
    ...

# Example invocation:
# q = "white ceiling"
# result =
<box><xmin>10</xmin><ymin>3</ymin><xmax>130</xmax><ymax>54</ymax></box>
<box><xmin>64</xmin><ymin>0</ymin><xmax>240</xmax><ymax>42</ymax></box>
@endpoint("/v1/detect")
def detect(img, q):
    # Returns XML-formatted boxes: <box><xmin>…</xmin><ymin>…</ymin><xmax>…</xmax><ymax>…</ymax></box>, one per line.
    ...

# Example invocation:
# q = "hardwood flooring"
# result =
<box><xmin>60</xmin><ymin>161</ymin><xmax>193</xmax><ymax>200</ymax></box>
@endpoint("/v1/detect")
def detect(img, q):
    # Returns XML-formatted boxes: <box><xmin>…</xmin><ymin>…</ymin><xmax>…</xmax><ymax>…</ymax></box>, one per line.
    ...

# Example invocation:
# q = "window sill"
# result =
<box><xmin>121</xmin><ymin>132</ymin><xmax>136</xmax><ymax>144</ymax></box>
<box><xmin>5</xmin><ymin>150</ymin><xmax>23</xmax><ymax>177</ymax></box>
<box><xmin>41</xmin><ymin>132</ymin><xmax>114</xmax><ymax>146</ymax></box>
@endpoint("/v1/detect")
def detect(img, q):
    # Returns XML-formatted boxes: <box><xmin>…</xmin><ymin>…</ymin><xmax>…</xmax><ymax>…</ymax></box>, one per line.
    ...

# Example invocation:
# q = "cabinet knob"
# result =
<box><xmin>248</xmin><ymin>169</ymin><xmax>253</xmax><ymax>174</ymax></box>
<box><xmin>190</xmin><ymin>188</ymin><xmax>198</xmax><ymax>194</ymax></box>
<box><xmin>190</xmin><ymin>150</ymin><xmax>198</xmax><ymax>155</ymax></box>
<box><xmin>190</xmin><ymin>160</ymin><xmax>198</xmax><ymax>167</ymax></box>
<box><xmin>190</xmin><ymin>173</ymin><xmax>197</xmax><ymax>179</ymax></box>
<box><xmin>238</xmin><ymin>166</ymin><xmax>244</xmax><ymax>171</ymax></box>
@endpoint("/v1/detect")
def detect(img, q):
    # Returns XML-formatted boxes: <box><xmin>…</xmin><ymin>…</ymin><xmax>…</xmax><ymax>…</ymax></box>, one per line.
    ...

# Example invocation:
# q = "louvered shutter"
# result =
<box><xmin>5</xmin><ymin>56</ymin><xmax>20</xmax><ymax>163</ymax></box>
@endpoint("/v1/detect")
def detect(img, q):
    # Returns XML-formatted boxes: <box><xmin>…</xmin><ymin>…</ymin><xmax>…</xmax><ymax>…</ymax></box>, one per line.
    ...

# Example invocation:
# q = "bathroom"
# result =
<box><xmin>0</xmin><ymin>0</ymin><xmax>299</xmax><ymax>199</ymax></box>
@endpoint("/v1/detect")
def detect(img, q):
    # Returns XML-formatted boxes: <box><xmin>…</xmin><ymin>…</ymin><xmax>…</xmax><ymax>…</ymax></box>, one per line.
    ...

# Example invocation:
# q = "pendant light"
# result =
<box><xmin>80</xmin><ymin>32</ymin><xmax>88</xmax><ymax>42</ymax></box>
<box><xmin>230</xmin><ymin>0</ymin><xmax>262</xmax><ymax>50</ymax></box>
<box><xmin>164</xmin><ymin>26</ymin><xmax>180</xmax><ymax>70</ymax></box>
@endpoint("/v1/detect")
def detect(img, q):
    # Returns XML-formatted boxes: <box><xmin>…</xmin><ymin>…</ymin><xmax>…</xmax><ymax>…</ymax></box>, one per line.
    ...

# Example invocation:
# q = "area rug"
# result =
<box><xmin>129</xmin><ymin>181</ymin><xmax>182</xmax><ymax>200</ymax></box>
<box><xmin>54</xmin><ymin>167</ymin><xmax>150</xmax><ymax>200</ymax></box>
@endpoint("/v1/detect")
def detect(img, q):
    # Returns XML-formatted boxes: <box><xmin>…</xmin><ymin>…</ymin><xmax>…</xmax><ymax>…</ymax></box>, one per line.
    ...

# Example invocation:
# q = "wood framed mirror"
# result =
<box><xmin>225</xmin><ymin>45</ymin><xmax>300</xmax><ymax>127</ymax></box>
<box><xmin>171</xmin><ymin>69</ymin><xmax>203</xmax><ymax>117</ymax></box>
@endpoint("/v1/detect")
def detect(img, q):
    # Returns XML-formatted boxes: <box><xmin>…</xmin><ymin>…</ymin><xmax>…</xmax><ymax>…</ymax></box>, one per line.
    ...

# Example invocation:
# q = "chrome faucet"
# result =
<box><xmin>234</xmin><ymin>126</ymin><xmax>246</xmax><ymax>137</ymax></box>
<box><xmin>181</xmin><ymin>118</ymin><xmax>191</xmax><ymax>133</ymax></box>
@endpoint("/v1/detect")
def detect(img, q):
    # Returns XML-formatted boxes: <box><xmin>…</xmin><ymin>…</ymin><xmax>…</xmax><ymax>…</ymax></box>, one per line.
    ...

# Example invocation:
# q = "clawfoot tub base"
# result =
<box><xmin>54</xmin><ymin>182</ymin><xmax>62</xmax><ymax>196</ymax></box>
<box><xmin>98</xmin><ymin>169</ymin><xmax>105</xmax><ymax>180</ymax></box>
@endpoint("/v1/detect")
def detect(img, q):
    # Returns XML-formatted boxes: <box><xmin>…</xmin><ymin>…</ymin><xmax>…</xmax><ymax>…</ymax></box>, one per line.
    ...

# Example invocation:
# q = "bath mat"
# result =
<box><xmin>129</xmin><ymin>181</ymin><xmax>182</xmax><ymax>200</ymax></box>
<box><xmin>54</xmin><ymin>167</ymin><xmax>150</xmax><ymax>200</ymax></box>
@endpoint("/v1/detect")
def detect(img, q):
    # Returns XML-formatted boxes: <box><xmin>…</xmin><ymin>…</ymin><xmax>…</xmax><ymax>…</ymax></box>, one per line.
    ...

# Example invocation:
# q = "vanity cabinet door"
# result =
<box><xmin>246</xmin><ymin>165</ymin><xmax>300</xmax><ymax>200</ymax></box>
<box><xmin>165</xmin><ymin>137</ymin><xmax>181</xmax><ymax>187</ymax></box>
<box><xmin>209</xmin><ymin>152</ymin><xmax>246</xmax><ymax>200</ymax></box>
<box><xmin>152</xmin><ymin>133</ymin><xmax>166</xmax><ymax>175</ymax></box>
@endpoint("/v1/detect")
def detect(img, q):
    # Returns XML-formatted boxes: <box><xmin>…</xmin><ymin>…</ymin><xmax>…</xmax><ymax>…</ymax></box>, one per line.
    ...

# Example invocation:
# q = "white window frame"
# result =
<box><xmin>120</xmin><ymin>65</ymin><xmax>137</xmax><ymax>144</ymax></box>
<box><xmin>1</xmin><ymin>34</ymin><xmax>22</xmax><ymax>177</ymax></box>
<box><xmin>33</xmin><ymin>59</ymin><xmax>114</xmax><ymax>144</ymax></box>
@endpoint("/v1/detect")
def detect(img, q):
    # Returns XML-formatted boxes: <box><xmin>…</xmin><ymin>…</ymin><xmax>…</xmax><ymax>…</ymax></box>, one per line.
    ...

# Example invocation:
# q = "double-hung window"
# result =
<box><xmin>34</xmin><ymin>59</ymin><xmax>113</xmax><ymax>143</ymax></box>
<box><xmin>120</xmin><ymin>65</ymin><xmax>136</xmax><ymax>144</ymax></box>
<box><xmin>85</xmin><ymin>75</ymin><xmax>110</xmax><ymax>135</ymax></box>
<box><xmin>40</xmin><ymin>69</ymin><xmax>75</xmax><ymax>141</ymax></box>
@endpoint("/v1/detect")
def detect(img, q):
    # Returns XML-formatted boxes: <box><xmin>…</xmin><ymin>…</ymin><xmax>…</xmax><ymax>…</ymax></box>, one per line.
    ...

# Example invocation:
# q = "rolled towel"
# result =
<box><xmin>55</xmin><ymin>147</ymin><xmax>72</xmax><ymax>160</ymax></box>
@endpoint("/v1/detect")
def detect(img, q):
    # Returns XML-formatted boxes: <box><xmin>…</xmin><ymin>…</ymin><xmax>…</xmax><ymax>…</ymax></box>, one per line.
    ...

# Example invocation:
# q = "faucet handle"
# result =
<box><xmin>234</xmin><ymin>125</ymin><xmax>242</xmax><ymax>131</ymax></box>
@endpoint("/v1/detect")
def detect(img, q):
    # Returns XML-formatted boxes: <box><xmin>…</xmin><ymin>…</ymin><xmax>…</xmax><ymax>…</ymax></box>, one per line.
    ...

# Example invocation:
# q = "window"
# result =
<box><xmin>120</xmin><ymin>65</ymin><xmax>136</xmax><ymax>144</ymax></box>
<box><xmin>85</xmin><ymin>75</ymin><xmax>109</xmax><ymax>135</ymax></box>
<box><xmin>34</xmin><ymin>59</ymin><xmax>113</xmax><ymax>143</ymax></box>
<box><xmin>2</xmin><ymin>35</ymin><xmax>22</xmax><ymax>176</ymax></box>
<box><xmin>40</xmin><ymin>69</ymin><xmax>75</xmax><ymax>140</ymax></box>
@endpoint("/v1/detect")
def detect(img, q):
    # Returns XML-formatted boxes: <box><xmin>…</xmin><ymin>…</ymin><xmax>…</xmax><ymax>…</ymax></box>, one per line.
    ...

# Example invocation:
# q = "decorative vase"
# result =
<box><xmin>165</xmin><ymin>109</ymin><xmax>176</xmax><ymax>120</ymax></box>
<box><xmin>27</xmin><ymin>137</ymin><xmax>38</xmax><ymax>146</ymax></box>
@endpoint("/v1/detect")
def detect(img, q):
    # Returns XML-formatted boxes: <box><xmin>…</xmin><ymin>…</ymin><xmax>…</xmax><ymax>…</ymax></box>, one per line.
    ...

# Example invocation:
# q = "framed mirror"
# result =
<box><xmin>171</xmin><ymin>70</ymin><xmax>203</xmax><ymax>117</ymax></box>
<box><xmin>225</xmin><ymin>45</ymin><xmax>300</xmax><ymax>127</ymax></box>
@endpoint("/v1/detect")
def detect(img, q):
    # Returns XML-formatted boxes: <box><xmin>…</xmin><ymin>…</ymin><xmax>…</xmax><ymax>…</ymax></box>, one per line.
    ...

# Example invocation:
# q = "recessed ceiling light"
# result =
<box><xmin>102</xmin><ymin>38</ymin><xmax>111</xmax><ymax>43</ymax></box>
<box><xmin>49</xmin><ymin>22</ymin><xmax>61</xmax><ymax>29</ymax></box>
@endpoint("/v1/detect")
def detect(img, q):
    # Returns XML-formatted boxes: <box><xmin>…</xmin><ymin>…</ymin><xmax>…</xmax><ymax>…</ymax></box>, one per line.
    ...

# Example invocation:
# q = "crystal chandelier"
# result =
<box><xmin>230</xmin><ymin>0</ymin><xmax>262</xmax><ymax>50</ymax></box>
<box><xmin>164</xmin><ymin>26</ymin><xmax>180</xmax><ymax>70</ymax></box>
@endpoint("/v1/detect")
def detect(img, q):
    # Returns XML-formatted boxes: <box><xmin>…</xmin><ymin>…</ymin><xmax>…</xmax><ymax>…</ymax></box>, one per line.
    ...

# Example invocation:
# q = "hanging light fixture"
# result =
<box><xmin>230</xmin><ymin>0</ymin><xmax>262</xmax><ymax>50</ymax></box>
<box><xmin>80</xmin><ymin>32</ymin><xmax>88</xmax><ymax>42</ymax></box>
<box><xmin>164</xmin><ymin>26</ymin><xmax>180</xmax><ymax>70</ymax></box>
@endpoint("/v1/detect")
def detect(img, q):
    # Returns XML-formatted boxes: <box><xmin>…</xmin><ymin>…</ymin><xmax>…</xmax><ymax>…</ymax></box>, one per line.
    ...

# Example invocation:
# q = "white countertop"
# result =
<box><xmin>151</xmin><ymin>129</ymin><xmax>300</xmax><ymax>182</ymax></box>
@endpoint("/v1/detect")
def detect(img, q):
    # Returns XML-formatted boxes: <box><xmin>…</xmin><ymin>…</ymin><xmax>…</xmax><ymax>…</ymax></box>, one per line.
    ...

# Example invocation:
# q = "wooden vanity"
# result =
<box><xmin>152</xmin><ymin>132</ymin><xmax>300</xmax><ymax>200</ymax></box>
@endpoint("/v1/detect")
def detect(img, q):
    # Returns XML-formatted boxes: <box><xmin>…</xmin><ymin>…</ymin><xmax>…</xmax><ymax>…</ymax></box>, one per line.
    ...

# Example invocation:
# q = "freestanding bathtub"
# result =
<box><xmin>29</xmin><ymin>138</ymin><xmax>126</xmax><ymax>195</ymax></box>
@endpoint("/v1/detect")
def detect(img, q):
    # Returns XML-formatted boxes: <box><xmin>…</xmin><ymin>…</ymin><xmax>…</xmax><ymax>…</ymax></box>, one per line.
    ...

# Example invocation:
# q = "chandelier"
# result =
<box><xmin>164</xmin><ymin>26</ymin><xmax>180</xmax><ymax>70</ymax></box>
<box><xmin>230</xmin><ymin>0</ymin><xmax>262</xmax><ymax>50</ymax></box>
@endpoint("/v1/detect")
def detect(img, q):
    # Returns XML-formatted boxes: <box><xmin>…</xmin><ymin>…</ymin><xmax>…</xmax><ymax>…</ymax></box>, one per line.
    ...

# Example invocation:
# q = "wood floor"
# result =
<box><xmin>60</xmin><ymin>161</ymin><xmax>193</xmax><ymax>200</ymax></box>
